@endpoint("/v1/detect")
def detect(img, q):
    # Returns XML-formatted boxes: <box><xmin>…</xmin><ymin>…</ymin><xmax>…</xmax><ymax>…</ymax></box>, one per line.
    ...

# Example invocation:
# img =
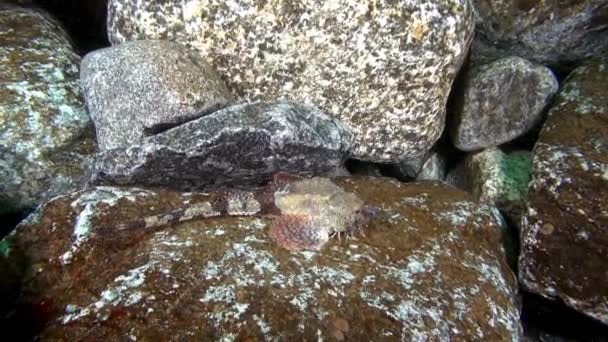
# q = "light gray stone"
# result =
<box><xmin>91</xmin><ymin>101</ymin><xmax>353</xmax><ymax>190</ymax></box>
<box><xmin>81</xmin><ymin>40</ymin><xmax>233</xmax><ymax>151</ymax></box>
<box><xmin>107</xmin><ymin>0</ymin><xmax>474</xmax><ymax>163</ymax></box>
<box><xmin>0</xmin><ymin>5</ymin><xmax>94</xmax><ymax>211</ymax></box>
<box><xmin>415</xmin><ymin>150</ymin><xmax>447</xmax><ymax>181</ymax></box>
<box><xmin>395</xmin><ymin>148</ymin><xmax>447</xmax><ymax>181</ymax></box>
<box><xmin>451</xmin><ymin>56</ymin><xmax>558</xmax><ymax>151</ymax></box>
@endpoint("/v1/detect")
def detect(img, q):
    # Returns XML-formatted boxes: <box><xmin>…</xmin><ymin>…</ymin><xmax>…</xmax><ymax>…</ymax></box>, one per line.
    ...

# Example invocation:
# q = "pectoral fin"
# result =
<box><xmin>268</xmin><ymin>214</ymin><xmax>329</xmax><ymax>251</ymax></box>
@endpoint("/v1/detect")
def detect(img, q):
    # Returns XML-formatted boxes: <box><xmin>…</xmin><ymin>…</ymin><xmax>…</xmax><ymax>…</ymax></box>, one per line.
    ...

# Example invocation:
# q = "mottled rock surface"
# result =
<box><xmin>447</xmin><ymin>148</ymin><xmax>532</xmax><ymax>227</ymax></box>
<box><xmin>451</xmin><ymin>56</ymin><xmax>558</xmax><ymax>151</ymax></box>
<box><xmin>397</xmin><ymin>148</ymin><xmax>447</xmax><ymax>181</ymax></box>
<box><xmin>416</xmin><ymin>150</ymin><xmax>447</xmax><ymax>181</ymax></box>
<box><xmin>519</xmin><ymin>59</ymin><xmax>608</xmax><ymax>324</ymax></box>
<box><xmin>471</xmin><ymin>0</ymin><xmax>608</xmax><ymax>66</ymax></box>
<box><xmin>107</xmin><ymin>0</ymin><xmax>474</xmax><ymax>162</ymax></box>
<box><xmin>81</xmin><ymin>40</ymin><xmax>233</xmax><ymax>151</ymax></box>
<box><xmin>0</xmin><ymin>5</ymin><xmax>95</xmax><ymax>211</ymax></box>
<box><xmin>91</xmin><ymin>101</ymin><xmax>353</xmax><ymax>190</ymax></box>
<box><xmin>6</xmin><ymin>177</ymin><xmax>521</xmax><ymax>340</ymax></box>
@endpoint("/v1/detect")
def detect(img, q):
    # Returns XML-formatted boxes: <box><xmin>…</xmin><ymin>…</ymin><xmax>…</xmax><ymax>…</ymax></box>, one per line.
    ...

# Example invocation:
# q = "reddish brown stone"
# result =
<box><xmin>6</xmin><ymin>178</ymin><xmax>521</xmax><ymax>339</ymax></box>
<box><xmin>519</xmin><ymin>59</ymin><xmax>608</xmax><ymax>324</ymax></box>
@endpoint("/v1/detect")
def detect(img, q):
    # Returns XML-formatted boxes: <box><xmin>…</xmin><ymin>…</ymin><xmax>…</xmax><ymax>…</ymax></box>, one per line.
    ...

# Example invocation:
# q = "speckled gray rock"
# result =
<box><xmin>0</xmin><ymin>5</ymin><xmax>94</xmax><ymax>211</ymax></box>
<box><xmin>91</xmin><ymin>101</ymin><xmax>353</xmax><ymax>190</ymax></box>
<box><xmin>471</xmin><ymin>0</ymin><xmax>608</xmax><ymax>66</ymax></box>
<box><xmin>81</xmin><ymin>40</ymin><xmax>233</xmax><ymax>151</ymax></box>
<box><xmin>451</xmin><ymin>56</ymin><xmax>558</xmax><ymax>151</ymax></box>
<box><xmin>6</xmin><ymin>178</ymin><xmax>522</xmax><ymax>340</ymax></box>
<box><xmin>519</xmin><ymin>59</ymin><xmax>608</xmax><ymax>325</ymax></box>
<box><xmin>107</xmin><ymin>0</ymin><xmax>475</xmax><ymax>163</ymax></box>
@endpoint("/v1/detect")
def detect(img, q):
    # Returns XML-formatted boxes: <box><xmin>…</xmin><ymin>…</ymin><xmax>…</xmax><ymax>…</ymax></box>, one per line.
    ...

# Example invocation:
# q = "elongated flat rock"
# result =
<box><xmin>91</xmin><ymin>101</ymin><xmax>353</xmax><ymax>190</ymax></box>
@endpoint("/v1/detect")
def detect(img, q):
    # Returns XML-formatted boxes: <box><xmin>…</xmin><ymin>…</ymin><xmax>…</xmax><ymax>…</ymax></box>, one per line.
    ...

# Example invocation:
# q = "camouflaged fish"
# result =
<box><xmin>103</xmin><ymin>174</ymin><xmax>377</xmax><ymax>251</ymax></box>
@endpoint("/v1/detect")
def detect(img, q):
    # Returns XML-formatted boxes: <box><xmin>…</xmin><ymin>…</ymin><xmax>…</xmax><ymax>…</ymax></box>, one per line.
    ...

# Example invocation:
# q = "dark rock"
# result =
<box><xmin>397</xmin><ymin>148</ymin><xmax>447</xmax><ymax>181</ymax></box>
<box><xmin>0</xmin><ymin>5</ymin><xmax>95</xmax><ymax>212</ymax></box>
<box><xmin>519</xmin><ymin>59</ymin><xmax>608</xmax><ymax>325</ymax></box>
<box><xmin>107</xmin><ymin>0</ymin><xmax>474</xmax><ymax>163</ymax></box>
<box><xmin>6</xmin><ymin>177</ymin><xmax>521</xmax><ymax>340</ymax></box>
<box><xmin>91</xmin><ymin>101</ymin><xmax>353</xmax><ymax>190</ymax></box>
<box><xmin>451</xmin><ymin>56</ymin><xmax>558</xmax><ymax>151</ymax></box>
<box><xmin>471</xmin><ymin>0</ymin><xmax>608</xmax><ymax>66</ymax></box>
<box><xmin>81</xmin><ymin>40</ymin><xmax>234</xmax><ymax>151</ymax></box>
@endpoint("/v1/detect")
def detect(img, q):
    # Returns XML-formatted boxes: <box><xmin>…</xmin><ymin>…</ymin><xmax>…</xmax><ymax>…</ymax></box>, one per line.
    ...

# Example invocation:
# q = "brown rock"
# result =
<box><xmin>7</xmin><ymin>178</ymin><xmax>521</xmax><ymax>340</ymax></box>
<box><xmin>519</xmin><ymin>59</ymin><xmax>608</xmax><ymax>324</ymax></box>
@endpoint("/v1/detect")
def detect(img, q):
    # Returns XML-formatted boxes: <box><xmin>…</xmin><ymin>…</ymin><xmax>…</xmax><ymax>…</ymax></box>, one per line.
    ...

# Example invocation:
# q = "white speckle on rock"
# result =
<box><xmin>253</xmin><ymin>314</ymin><xmax>271</xmax><ymax>335</ymax></box>
<box><xmin>59</xmin><ymin>263</ymin><xmax>152</xmax><ymax>324</ymax></box>
<box><xmin>61</xmin><ymin>187</ymin><xmax>153</xmax><ymax>264</ymax></box>
<box><xmin>201</xmin><ymin>285</ymin><xmax>250</xmax><ymax>327</ymax></box>
<box><xmin>577</xmin><ymin>231</ymin><xmax>590</xmax><ymax>240</ymax></box>
<box><xmin>208</xmin><ymin>228</ymin><xmax>226</xmax><ymax>236</ymax></box>
<box><xmin>218</xmin><ymin>333</ymin><xmax>236</xmax><ymax>342</ymax></box>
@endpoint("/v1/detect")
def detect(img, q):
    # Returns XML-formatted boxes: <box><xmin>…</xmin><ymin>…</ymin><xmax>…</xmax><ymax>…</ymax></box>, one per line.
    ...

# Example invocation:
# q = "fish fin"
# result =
<box><xmin>268</xmin><ymin>214</ymin><xmax>328</xmax><ymax>251</ymax></box>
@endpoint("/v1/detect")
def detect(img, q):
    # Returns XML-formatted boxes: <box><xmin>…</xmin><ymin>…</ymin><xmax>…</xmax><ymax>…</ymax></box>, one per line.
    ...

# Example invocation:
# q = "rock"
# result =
<box><xmin>0</xmin><ymin>5</ymin><xmax>95</xmax><ymax>211</ymax></box>
<box><xmin>81</xmin><ymin>40</ymin><xmax>233</xmax><ymax>151</ymax></box>
<box><xmin>416</xmin><ymin>150</ymin><xmax>447</xmax><ymax>181</ymax></box>
<box><xmin>472</xmin><ymin>149</ymin><xmax>532</xmax><ymax>209</ymax></box>
<box><xmin>7</xmin><ymin>177</ymin><xmax>521</xmax><ymax>340</ymax></box>
<box><xmin>447</xmin><ymin>148</ymin><xmax>532</xmax><ymax>227</ymax></box>
<box><xmin>470</xmin><ymin>0</ymin><xmax>608</xmax><ymax>66</ymax></box>
<box><xmin>451</xmin><ymin>56</ymin><xmax>558</xmax><ymax>151</ymax></box>
<box><xmin>519</xmin><ymin>59</ymin><xmax>608</xmax><ymax>325</ymax></box>
<box><xmin>91</xmin><ymin>101</ymin><xmax>353</xmax><ymax>190</ymax></box>
<box><xmin>394</xmin><ymin>154</ymin><xmax>426</xmax><ymax>180</ymax></box>
<box><xmin>397</xmin><ymin>148</ymin><xmax>447</xmax><ymax>181</ymax></box>
<box><xmin>107</xmin><ymin>0</ymin><xmax>475</xmax><ymax>163</ymax></box>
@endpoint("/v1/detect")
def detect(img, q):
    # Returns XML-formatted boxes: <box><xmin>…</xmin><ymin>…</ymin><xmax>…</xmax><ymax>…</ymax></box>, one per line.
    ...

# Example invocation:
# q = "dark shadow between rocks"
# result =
<box><xmin>0</xmin><ymin>206</ymin><xmax>32</xmax><ymax>240</ymax></box>
<box><xmin>521</xmin><ymin>291</ymin><xmax>608</xmax><ymax>341</ymax></box>
<box><xmin>142</xmin><ymin>103</ymin><xmax>231</xmax><ymax>136</ymax></box>
<box><xmin>20</xmin><ymin>0</ymin><xmax>110</xmax><ymax>55</ymax></box>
